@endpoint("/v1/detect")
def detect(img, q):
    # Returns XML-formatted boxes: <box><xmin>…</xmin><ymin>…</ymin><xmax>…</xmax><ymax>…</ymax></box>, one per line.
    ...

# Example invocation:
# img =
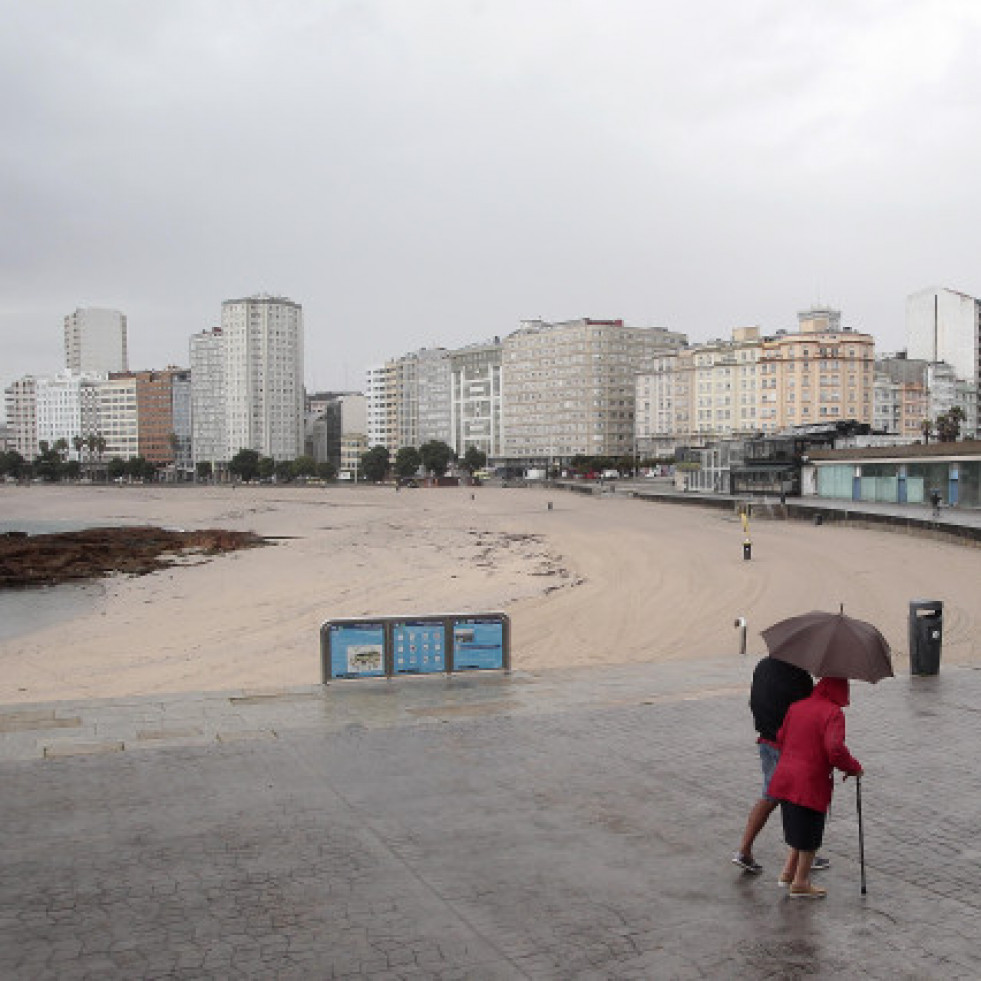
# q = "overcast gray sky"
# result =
<box><xmin>3</xmin><ymin>0</ymin><xmax>981</xmax><ymax>400</ymax></box>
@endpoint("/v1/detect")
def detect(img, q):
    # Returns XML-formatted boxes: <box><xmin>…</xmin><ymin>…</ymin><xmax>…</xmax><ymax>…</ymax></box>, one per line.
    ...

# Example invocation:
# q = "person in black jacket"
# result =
<box><xmin>731</xmin><ymin>656</ymin><xmax>829</xmax><ymax>875</ymax></box>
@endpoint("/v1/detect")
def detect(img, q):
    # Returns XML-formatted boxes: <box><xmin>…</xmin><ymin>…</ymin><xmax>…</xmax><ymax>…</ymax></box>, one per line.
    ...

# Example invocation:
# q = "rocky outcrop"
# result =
<box><xmin>0</xmin><ymin>526</ymin><xmax>271</xmax><ymax>588</ymax></box>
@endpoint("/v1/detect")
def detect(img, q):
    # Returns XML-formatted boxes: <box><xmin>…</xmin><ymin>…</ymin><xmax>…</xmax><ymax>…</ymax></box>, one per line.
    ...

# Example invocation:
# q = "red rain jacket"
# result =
<box><xmin>767</xmin><ymin>677</ymin><xmax>862</xmax><ymax>813</ymax></box>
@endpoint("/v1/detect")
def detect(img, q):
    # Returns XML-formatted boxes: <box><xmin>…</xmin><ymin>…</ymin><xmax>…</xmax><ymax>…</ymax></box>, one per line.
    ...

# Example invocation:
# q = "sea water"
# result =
<box><xmin>0</xmin><ymin>519</ymin><xmax>115</xmax><ymax>641</ymax></box>
<box><xmin>0</xmin><ymin>582</ymin><xmax>106</xmax><ymax>642</ymax></box>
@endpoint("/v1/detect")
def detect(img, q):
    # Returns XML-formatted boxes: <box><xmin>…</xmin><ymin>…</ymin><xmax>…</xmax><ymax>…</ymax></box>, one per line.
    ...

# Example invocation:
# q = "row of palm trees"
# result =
<box><xmin>71</xmin><ymin>433</ymin><xmax>109</xmax><ymax>471</ymax></box>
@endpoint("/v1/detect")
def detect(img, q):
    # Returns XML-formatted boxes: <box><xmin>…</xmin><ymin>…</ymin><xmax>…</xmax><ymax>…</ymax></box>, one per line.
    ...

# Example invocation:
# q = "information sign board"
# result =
<box><xmin>392</xmin><ymin>619</ymin><xmax>447</xmax><ymax>674</ymax></box>
<box><xmin>326</xmin><ymin>621</ymin><xmax>387</xmax><ymax>679</ymax></box>
<box><xmin>451</xmin><ymin>616</ymin><xmax>506</xmax><ymax>670</ymax></box>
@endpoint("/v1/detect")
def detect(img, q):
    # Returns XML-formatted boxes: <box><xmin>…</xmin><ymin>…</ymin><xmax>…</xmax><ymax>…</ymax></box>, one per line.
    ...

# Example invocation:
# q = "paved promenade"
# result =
<box><xmin>2</xmin><ymin>654</ymin><xmax>978</xmax><ymax>979</ymax></box>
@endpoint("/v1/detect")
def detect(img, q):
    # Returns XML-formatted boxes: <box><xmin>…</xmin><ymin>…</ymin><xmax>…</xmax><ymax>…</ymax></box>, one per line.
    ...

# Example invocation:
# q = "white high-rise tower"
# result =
<box><xmin>220</xmin><ymin>294</ymin><xmax>304</xmax><ymax>461</ymax></box>
<box><xmin>64</xmin><ymin>307</ymin><xmax>129</xmax><ymax>374</ymax></box>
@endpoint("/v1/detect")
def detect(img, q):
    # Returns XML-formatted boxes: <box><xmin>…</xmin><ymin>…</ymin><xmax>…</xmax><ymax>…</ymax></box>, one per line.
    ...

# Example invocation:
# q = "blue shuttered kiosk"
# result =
<box><xmin>321</xmin><ymin>613</ymin><xmax>510</xmax><ymax>682</ymax></box>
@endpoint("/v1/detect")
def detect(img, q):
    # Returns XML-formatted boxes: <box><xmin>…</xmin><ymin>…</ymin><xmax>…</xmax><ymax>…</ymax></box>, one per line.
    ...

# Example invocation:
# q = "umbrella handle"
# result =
<box><xmin>856</xmin><ymin>776</ymin><xmax>867</xmax><ymax>895</ymax></box>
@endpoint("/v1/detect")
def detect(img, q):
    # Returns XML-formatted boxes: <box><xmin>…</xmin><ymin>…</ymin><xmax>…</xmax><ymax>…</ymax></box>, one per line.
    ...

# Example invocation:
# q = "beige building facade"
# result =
<box><xmin>3</xmin><ymin>376</ymin><xmax>37</xmax><ymax>459</ymax></box>
<box><xmin>759</xmin><ymin>309</ymin><xmax>875</xmax><ymax>433</ymax></box>
<box><xmin>637</xmin><ymin>309</ymin><xmax>875</xmax><ymax>449</ymax></box>
<box><xmin>636</xmin><ymin>326</ymin><xmax>761</xmax><ymax>453</ymax></box>
<box><xmin>502</xmin><ymin>318</ymin><xmax>686</xmax><ymax>464</ymax></box>
<box><xmin>96</xmin><ymin>375</ymin><xmax>139</xmax><ymax>460</ymax></box>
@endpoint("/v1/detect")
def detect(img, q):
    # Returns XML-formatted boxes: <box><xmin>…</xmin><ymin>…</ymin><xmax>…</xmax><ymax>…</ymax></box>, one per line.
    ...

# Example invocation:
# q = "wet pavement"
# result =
<box><xmin>2</xmin><ymin>654</ymin><xmax>979</xmax><ymax>979</ymax></box>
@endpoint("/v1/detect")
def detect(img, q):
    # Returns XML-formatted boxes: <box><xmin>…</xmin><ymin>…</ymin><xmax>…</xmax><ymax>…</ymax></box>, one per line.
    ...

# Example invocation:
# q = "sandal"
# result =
<box><xmin>789</xmin><ymin>883</ymin><xmax>827</xmax><ymax>899</ymax></box>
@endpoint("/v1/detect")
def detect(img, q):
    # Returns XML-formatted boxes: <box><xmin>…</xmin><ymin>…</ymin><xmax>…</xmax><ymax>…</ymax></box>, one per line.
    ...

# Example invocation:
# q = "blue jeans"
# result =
<box><xmin>758</xmin><ymin>741</ymin><xmax>780</xmax><ymax>802</ymax></box>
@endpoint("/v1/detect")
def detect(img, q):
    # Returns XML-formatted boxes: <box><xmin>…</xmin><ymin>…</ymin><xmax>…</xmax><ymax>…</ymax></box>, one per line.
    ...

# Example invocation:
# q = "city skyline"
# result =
<box><xmin>3</xmin><ymin>3</ymin><xmax>981</xmax><ymax>399</ymax></box>
<box><xmin>0</xmin><ymin>285</ymin><xmax>966</xmax><ymax>391</ymax></box>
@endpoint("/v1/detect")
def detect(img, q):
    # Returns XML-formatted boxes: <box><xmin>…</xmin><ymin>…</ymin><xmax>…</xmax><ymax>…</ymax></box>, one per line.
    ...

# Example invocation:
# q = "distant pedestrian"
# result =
<box><xmin>930</xmin><ymin>489</ymin><xmax>941</xmax><ymax>517</ymax></box>
<box><xmin>732</xmin><ymin>657</ymin><xmax>830</xmax><ymax>876</ymax></box>
<box><xmin>768</xmin><ymin>677</ymin><xmax>863</xmax><ymax>899</ymax></box>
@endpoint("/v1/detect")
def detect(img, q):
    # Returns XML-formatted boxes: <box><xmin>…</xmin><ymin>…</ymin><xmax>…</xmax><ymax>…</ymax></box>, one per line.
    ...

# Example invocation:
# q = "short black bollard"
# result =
<box><xmin>743</xmin><ymin>539</ymin><xmax>752</xmax><ymax>560</ymax></box>
<box><xmin>547</xmin><ymin>501</ymin><xmax>553</xmax><ymax>511</ymax></box>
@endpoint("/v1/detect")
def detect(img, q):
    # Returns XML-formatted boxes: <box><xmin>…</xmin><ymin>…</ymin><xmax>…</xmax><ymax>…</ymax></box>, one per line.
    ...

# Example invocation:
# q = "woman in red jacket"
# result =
<box><xmin>767</xmin><ymin>676</ymin><xmax>863</xmax><ymax>899</ymax></box>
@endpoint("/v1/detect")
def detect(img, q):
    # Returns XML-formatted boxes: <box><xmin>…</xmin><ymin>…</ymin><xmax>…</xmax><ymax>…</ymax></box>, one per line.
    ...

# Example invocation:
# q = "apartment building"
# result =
<box><xmin>35</xmin><ymin>371</ymin><xmax>102</xmax><ymax>458</ymax></box>
<box><xmin>636</xmin><ymin>353</ymin><xmax>684</xmax><ymax>457</ymax></box>
<box><xmin>96</xmin><ymin>375</ymin><xmax>139</xmax><ymax>460</ymax></box>
<box><xmin>171</xmin><ymin>370</ymin><xmax>193</xmax><ymax>476</ymax></box>
<box><xmin>636</xmin><ymin>327</ymin><xmax>758</xmax><ymax>454</ymax></box>
<box><xmin>758</xmin><ymin>308</ymin><xmax>875</xmax><ymax>433</ymax></box>
<box><xmin>221</xmin><ymin>294</ymin><xmax>304</xmax><ymax>461</ymax></box>
<box><xmin>927</xmin><ymin>363</ymin><xmax>978</xmax><ymax>438</ymax></box>
<box><xmin>906</xmin><ymin>287</ymin><xmax>981</xmax><ymax>439</ymax></box>
<box><xmin>190</xmin><ymin>327</ymin><xmax>226</xmax><ymax>470</ymax></box>
<box><xmin>502</xmin><ymin>318</ymin><xmax>686</xmax><ymax>465</ymax></box>
<box><xmin>64</xmin><ymin>307</ymin><xmax>129</xmax><ymax>374</ymax></box>
<box><xmin>907</xmin><ymin>287</ymin><xmax>981</xmax><ymax>386</ymax></box>
<box><xmin>873</xmin><ymin>375</ymin><xmax>901</xmax><ymax>435</ymax></box>
<box><xmin>305</xmin><ymin>392</ymin><xmax>367</xmax><ymax>471</ymax></box>
<box><xmin>365</xmin><ymin>363</ymin><xmax>397</xmax><ymax>452</ymax></box>
<box><xmin>390</xmin><ymin>348</ymin><xmax>452</xmax><ymax>450</ymax></box>
<box><xmin>450</xmin><ymin>339</ymin><xmax>502</xmax><ymax>459</ymax></box>
<box><xmin>111</xmin><ymin>369</ymin><xmax>185</xmax><ymax>468</ymax></box>
<box><xmin>339</xmin><ymin>394</ymin><xmax>367</xmax><ymax>474</ymax></box>
<box><xmin>690</xmin><ymin>327</ymin><xmax>761</xmax><ymax>440</ymax></box>
<box><xmin>3</xmin><ymin>376</ymin><xmax>37</xmax><ymax>458</ymax></box>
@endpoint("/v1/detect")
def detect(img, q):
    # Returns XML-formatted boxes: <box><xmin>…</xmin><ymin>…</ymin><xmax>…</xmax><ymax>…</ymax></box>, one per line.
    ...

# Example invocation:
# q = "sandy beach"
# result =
<box><xmin>1</xmin><ymin>483</ymin><xmax>980</xmax><ymax>704</ymax></box>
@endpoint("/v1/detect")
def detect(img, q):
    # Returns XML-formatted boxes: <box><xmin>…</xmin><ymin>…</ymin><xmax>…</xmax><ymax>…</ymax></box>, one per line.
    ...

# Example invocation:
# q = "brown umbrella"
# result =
<box><xmin>761</xmin><ymin>609</ymin><xmax>893</xmax><ymax>682</ymax></box>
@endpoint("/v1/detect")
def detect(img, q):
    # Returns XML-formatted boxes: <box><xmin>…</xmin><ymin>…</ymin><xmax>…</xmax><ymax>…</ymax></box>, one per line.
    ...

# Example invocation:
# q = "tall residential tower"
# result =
<box><xmin>220</xmin><ymin>294</ymin><xmax>304</xmax><ymax>461</ymax></box>
<box><xmin>64</xmin><ymin>307</ymin><xmax>129</xmax><ymax>374</ymax></box>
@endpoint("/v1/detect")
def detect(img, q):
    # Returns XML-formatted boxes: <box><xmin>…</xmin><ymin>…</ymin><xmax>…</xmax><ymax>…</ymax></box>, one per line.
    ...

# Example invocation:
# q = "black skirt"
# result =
<box><xmin>780</xmin><ymin>800</ymin><xmax>826</xmax><ymax>852</ymax></box>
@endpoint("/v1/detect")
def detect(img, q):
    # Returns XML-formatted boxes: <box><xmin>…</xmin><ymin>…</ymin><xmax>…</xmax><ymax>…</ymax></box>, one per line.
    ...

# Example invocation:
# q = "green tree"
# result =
<box><xmin>461</xmin><ymin>445</ymin><xmax>487</xmax><ymax>475</ymax></box>
<box><xmin>292</xmin><ymin>455</ymin><xmax>318</xmax><ymax>479</ymax></box>
<box><xmin>316</xmin><ymin>460</ymin><xmax>337</xmax><ymax>481</ymax></box>
<box><xmin>65</xmin><ymin>460</ymin><xmax>82</xmax><ymax>480</ymax></box>
<box><xmin>258</xmin><ymin>456</ymin><xmax>276</xmax><ymax>481</ymax></box>
<box><xmin>419</xmin><ymin>440</ymin><xmax>454</xmax><ymax>478</ymax></box>
<box><xmin>33</xmin><ymin>442</ymin><xmax>63</xmax><ymax>482</ymax></box>
<box><xmin>126</xmin><ymin>456</ymin><xmax>156</xmax><ymax>481</ymax></box>
<box><xmin>53</xmin><ymin>437</ymin><xmax>69</xmax><ymax>462</ymax></box>
<box><xmin>196</xmin><ymin>460</ymin><xmax>213</xmax><ymax>481</ymax></box>
<box><xmin>395</xmin><ymin>446</ymin><xmax>422</xmax><ymax>479</ymax></box>
<box><xmin>107</xmin><ymin>457</ymin><xmax>127</xmax><ymax>481</ymax></box>
<box><xmin>0</xmin><ymin>449</ymin><xmax>26</xmax><ymax>478</ymax></box>
<box><xmin>229</xmin><ymin>448</ymin><xmax>261</xmax><ymax>482</ymax></box>
<box><xmin>935</xmin><ymin>406</ymin><xmax>966</xmax><ymax>443</ymax></box>
<box><xmin>360</xmin><ymin>445</ymin><xmax>390</xmax><ymax>482</ymax></box>
<box><xmin>274</xmin><ymin>459</ymin><xmax>294</xmax><ymax>483</ymax></box>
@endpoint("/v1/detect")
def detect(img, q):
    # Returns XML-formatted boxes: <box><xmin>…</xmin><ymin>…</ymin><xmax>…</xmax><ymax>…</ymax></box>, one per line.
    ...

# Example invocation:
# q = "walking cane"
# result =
<box><xmin>856</xmin><ymin>776</ymin><xmax>867</xmax><ymax>895</ymax></box>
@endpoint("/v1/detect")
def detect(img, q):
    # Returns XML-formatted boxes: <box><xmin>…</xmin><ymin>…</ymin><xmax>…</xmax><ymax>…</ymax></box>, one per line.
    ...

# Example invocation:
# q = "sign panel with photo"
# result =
<box><xmin>328</xmin><ymin>621</ymin><xmax>387</xmax><ymax>678</ymax></box>
<box><xmin>452</xmin><ymin>616</ymin><xmax>506</xmax><ymax>670</ymax></box>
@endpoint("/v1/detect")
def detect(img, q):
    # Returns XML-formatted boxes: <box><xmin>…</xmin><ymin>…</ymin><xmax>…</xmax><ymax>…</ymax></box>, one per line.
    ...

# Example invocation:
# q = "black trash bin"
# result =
<box><xmin>909</xmin><ymin>600</ymin><xmax>943</xmax><ymax>675</ymax></box>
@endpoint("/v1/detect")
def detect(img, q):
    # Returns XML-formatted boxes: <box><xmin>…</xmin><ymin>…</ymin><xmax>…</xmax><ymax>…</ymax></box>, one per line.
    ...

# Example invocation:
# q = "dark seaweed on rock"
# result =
<box><xmin>0</xmin><ymin>526</ymin><xmax>270</xmax><ymax>587</ymax></box>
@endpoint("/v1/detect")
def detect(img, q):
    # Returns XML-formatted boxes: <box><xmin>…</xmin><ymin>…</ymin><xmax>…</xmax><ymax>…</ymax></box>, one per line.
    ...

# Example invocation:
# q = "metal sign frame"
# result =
<box><xmin>320</xmin><ymin>613</ymin><xmax>510</xmax><ymax>682</ymax></box>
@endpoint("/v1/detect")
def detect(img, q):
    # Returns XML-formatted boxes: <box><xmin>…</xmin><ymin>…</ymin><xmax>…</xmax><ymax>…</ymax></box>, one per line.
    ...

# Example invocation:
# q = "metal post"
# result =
<box><xmin>857</xmin><ymin>776</ymin><xmax>867</xmax><ymax>895</ymax></box>
<box><xmin>734</xmin><ymin>617</ymin><xmax>747</xmax><ymax>657</ymax></box>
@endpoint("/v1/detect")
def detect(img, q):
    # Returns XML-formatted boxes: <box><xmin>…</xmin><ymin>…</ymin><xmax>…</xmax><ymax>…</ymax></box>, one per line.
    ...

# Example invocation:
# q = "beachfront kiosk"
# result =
<box><xmin>321</xmin><ymin>613</ymin><xmax>510</xmax><ymax>682</ymax></box>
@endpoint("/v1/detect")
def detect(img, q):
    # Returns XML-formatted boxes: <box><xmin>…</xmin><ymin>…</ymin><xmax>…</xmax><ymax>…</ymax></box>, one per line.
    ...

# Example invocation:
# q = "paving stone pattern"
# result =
<box><xmin>2</xmin><ymin>660</ymin><xmax>981</xmax><ymax>978</ymax></box>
